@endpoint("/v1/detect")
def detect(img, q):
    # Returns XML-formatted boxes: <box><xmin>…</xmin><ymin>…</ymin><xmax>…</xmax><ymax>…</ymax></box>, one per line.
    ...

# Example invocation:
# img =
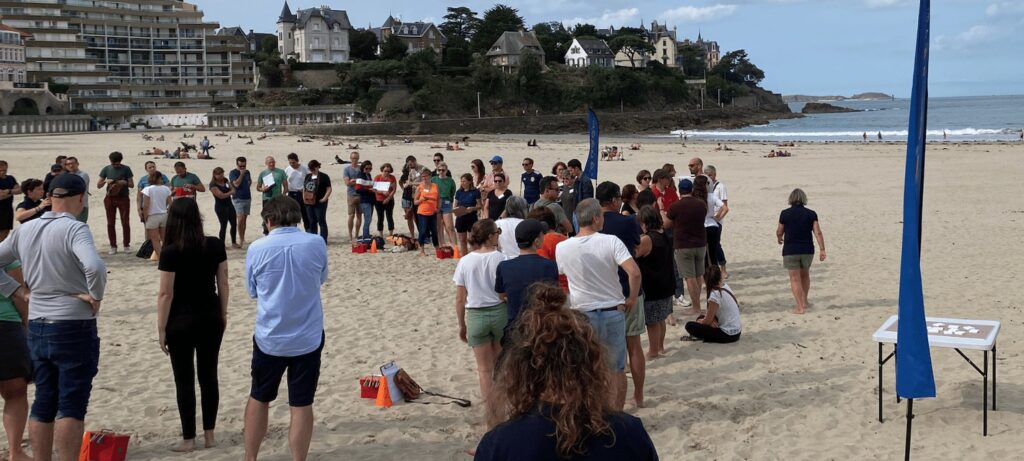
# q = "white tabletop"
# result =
<box><xmin>873</xmin><ymin>315</ymin><xmax>1000</xmax><ymax>351</ymax></box>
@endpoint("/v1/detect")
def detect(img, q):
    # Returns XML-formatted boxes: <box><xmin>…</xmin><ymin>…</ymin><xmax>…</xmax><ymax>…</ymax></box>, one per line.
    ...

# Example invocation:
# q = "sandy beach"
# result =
<box><xmin>0</xmin><ymin>130</ymin><xmax>1022</xmax><ymax>460</ymax></box>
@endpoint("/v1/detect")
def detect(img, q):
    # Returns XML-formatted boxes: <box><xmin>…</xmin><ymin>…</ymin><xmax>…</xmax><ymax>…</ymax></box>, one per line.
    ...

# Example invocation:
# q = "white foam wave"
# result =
<box><xmin>669</xmin><ymin>127</ymin><xmax>1015</xmax><ymax>138</ymax></box>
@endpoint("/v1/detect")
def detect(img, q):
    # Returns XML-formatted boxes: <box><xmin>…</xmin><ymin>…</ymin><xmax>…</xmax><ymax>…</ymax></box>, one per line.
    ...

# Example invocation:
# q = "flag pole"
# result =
<box><xmin>905</xmin><ymin>399</ymin><xmax>914</xmax><ymax>461</ymax></box>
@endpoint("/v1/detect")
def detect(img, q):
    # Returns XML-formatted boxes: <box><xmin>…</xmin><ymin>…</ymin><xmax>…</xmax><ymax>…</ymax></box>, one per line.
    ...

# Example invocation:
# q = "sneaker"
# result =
<box><xmin>108</xmin><ymin>247</ymin><xmax>117</xmax><ymax>255</ymax></box>
<box><xmin>675</xmin><ymin>296</ymin><xmax>691</xmax><ymax>307</ymax></box>
<box><xmin>123</xmin><ymin>245</ymin><xmax>132</xmax><ymax>254</ymax></box>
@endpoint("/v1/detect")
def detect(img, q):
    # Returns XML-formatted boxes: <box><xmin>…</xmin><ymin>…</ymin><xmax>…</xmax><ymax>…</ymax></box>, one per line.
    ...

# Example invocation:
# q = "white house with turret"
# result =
<box><xmin>277</xmin><ymin>1</ymin><xmax>352</xmax><ymax>63</ymax></box>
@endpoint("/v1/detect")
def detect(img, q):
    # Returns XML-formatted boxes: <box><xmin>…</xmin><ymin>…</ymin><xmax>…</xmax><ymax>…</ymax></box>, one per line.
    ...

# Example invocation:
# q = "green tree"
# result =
<box><xmin>677</xmin><ymin>44</ymin><xmax>706</xmax><ymax>77</ymax></box>
<box><xmin>440</xmin><ymin>6</ymin><xmax>482</xmax><ymax>42</ymax></box>
<box><xmin>403</xmin><ymin>49</ymin><xmax>439</xmax><ymax>90</ymax></box>
<box><xmin>472</xmin><ymin>4</ymin><xmax>525</xmax><ymax>54</ymax></box>
<box><xmin>442</xmin><ymin>37</ymin><xmax>473</xmax><ymax>67</ymax></box>
<box><xmin>379</xmin><ymin>34</ymin><xmax>408</xmax><ymax>61</ymax></box>
<box><xmin>532</xmin><ymin>22</ymin><xmax>572</xmax><ymax>64</ymax></box>
<box><xmin>349</xmin><ymin>29</ymin><xmax>379</xmax><ymax>61</ymax></box>
<box><xmin>608</xmin><ymin>35</ymin><xmax>654</xmax><ymax>68</ymax></box>
<box><xmin>705</xmin><ymin>75</ymin><xmax>748</xmax><ymax>104</ymax></box>
<box><xmin>571</xmin><ymin>23</ymin><xmax>597</xmax><ymax>38</ymax></box>
<box><xmin>711</xmin><ymin>49</ymin><xmax>765</xmax><ymax>85</ymax></box>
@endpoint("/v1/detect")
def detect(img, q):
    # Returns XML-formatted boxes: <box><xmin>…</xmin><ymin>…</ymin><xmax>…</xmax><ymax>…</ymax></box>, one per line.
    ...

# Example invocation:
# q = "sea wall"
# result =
<box><xmin>0</xmin><ymin>115</ymin><xmax>93</xmax><ymax>135</ymax></box>
<box><xmin>293</xmin><ymin>107</ymin><xmax>799</xmax><ymax>137</ymax></box>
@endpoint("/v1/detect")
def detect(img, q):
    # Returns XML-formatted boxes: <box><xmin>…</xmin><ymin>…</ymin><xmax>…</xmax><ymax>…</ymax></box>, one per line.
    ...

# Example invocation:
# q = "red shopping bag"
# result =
<box><xmin>79</xmin><ymin>431</ymin><xmax>130</xmax><ymax>461</ymax></box>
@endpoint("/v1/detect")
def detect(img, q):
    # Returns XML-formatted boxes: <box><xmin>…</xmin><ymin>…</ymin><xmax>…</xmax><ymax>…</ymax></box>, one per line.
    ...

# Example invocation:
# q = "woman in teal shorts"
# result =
<box><xmin>452</xmin><ymin>219</ymin><xmax>507</xmax><ymax>403</ymax></box>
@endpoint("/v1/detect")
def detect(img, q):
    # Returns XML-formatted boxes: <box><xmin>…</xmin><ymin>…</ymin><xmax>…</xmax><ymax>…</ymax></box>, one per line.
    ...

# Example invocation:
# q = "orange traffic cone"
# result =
<box><xmin>452</xmin><ymin>245</ymin><xmax>461</xmax><ymax>260</ymax></box>
<box><xmin>375</xmin><ymin>376</ymin><xmax>393</xmax><ymax>408</ymax></box>
<box><xmin>370</xmin><ymin>238</ymin><xmax>378</xmax><ymax>254</ymax></box>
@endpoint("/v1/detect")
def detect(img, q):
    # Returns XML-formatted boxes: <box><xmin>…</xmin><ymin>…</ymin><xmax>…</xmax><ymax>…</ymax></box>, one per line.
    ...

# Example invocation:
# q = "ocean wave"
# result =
<box><xmin>669</xmin><ymin>127</ymin><xmax>1016</xmax><ymax>137</ymax></box>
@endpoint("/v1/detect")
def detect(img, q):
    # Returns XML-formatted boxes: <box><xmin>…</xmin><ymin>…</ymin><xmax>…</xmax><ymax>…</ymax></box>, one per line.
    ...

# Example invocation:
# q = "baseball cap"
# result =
<box><xmin>678</xmin><ymin>178</ymin><xmax>693</xmax><ymax>193</ymax></box>
<box><xmin>50</xmin><ymin>163</ymin><xmax>63</xmax><ymax>172</ymax></box>
<box><xmin>515</xmin><ymin>219</ymin><xmax>549</xmax><ymax>248</ymax></box>
<box><xmin>48</xmin><ymin>172</ymin><xmax>86</xmax><ymax>198</ymax></box>
<box><xmin>489</xmin><ymin>155</ymin><xmax>503</xmax><ymax>164</ymax></box>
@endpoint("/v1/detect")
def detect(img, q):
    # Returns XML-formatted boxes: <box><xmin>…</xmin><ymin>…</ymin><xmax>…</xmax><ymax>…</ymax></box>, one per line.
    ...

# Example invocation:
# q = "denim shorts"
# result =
<box><xmin>250</xmin><ymin>332</ymin><xmax>324</xmax><ymax>407</ymax></box>
<box><xmin>27</xmin><ymin>319</ymin><xmax>100</xmax><ymax>422</ymax></box>
<box><xmin>583</xmin><ymin>309</ymin><xmax>626</xmax><ymax>372</ymax></box>
<box><xmin>401</xmin><ymin>199</ymin><xmax>413</xmax><ymax>209</ymax></box>
<box><xmin>440</xmin><ymin>198</ymin><xmax>453</xmax><ymax>214</ymax></box>
<box><xmin>232</xmin><ymin>198</ymin><xmax>251</xmax><ymax>215</ymax></box>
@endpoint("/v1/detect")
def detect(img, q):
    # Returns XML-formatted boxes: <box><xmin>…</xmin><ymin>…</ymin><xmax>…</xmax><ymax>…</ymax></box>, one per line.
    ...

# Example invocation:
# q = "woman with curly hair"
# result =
<box><xmin>476</xmin><ymin>283</ymin><xmax>658</xmax><ymax>460</ymax></box>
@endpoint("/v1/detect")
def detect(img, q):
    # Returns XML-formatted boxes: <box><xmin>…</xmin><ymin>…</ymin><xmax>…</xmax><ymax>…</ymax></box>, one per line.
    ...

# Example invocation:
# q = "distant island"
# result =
<box><xmin>783</xmin><ymin>92</ymin><xmax>894</xmax><ymax>102</ymax></box>
<box><xmin>801</xmin><ymin>102</ymin><xmax>860</xmax><ymax>114</ymax></box>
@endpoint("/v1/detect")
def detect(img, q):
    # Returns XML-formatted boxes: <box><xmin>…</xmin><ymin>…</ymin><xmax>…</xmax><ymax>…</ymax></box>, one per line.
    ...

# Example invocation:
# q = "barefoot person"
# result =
<box><xmin>343</xmin><ymin>151</ymin><xmax>362</xmax><ymax>242</ymax></box>
<box><xmin>243</xmin><ymin>196</ymin><xmax>328</xmax><ymax>461</ymax></box>
<box><xmin>0</xmin><ymin>262</ymin><xmax>31</xmax><ymax>461</ymax></box>
<box><xmin>452</xmin><ymin>219</ymin><xmax>506</xmax><ymax>407</ymax></box>
<box><xmin>0</xmin><ymin>173</ymin><xmax>106</xmax><ymax>461</ymax></box>
<box><xmin>476</xmin><ymin>283</ymin><xmax>658</xmax><ymax>460</ymax></box>
<box><xmin>684</xmin><ymin>266</ymin><xmax>741</xmax><ymax>343</ymax></box>
<box><xmin>229</xmin><ymin>157</ymin><xmax>253</xmax><ymax>246</ymax></box>
<box><xmin>776</xmin><ymin>188</ymin><xmax>826</xmax><ymax>314</ymax></box>
<box><xmin>141</xmin><ymin>172</ymin><xmax>172</xmax><ymax>259</ymax></box>
<box><xmin>635</xmin><ymin>205</ymin><xmax>673</xmax><ymax>360</ymax></box>
<box><xmin>556</xmin><ymin>199</ymin><xmax>641</xmax><ymax>411</ymax></box>
<box><xmin>210</xmin><ymin>167</ymin><xmax>238</xmax><ymax>248</ymax></box>
<box><xmin>667</xmin><ymin>179</ymin><xmax>706</xmax><ymax>315</ymax></box>
<box><xmin>157</xmin><ymin>199</ymin><xmax>229</xmax><ymax>452</ymax></box>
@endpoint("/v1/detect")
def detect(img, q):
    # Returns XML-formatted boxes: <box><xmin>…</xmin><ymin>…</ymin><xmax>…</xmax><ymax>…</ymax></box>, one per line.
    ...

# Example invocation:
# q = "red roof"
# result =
<box><xmin>0</xmin><ymin>24</ymin><xmax>32</xmax><ymax>38</ymax></box>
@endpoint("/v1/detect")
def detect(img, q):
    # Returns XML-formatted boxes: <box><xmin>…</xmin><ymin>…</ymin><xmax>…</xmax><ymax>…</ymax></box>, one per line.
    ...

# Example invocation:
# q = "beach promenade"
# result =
<box><xmin>0</xmin><ymin>131</ymin><xmax>1021</xmax><ymax>459</ymax></box>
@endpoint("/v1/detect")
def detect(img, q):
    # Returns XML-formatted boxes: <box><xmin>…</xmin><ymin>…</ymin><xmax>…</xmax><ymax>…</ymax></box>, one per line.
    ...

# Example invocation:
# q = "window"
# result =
<box><xmin>313</xmin><ymin>23</ymin><xmax>319</xmax><ymax>31</ymax></box>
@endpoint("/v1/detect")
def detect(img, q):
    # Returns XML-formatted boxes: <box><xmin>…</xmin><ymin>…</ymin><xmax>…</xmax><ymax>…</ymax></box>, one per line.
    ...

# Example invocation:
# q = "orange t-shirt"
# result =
<box><xmin>539</xmin><ymin>232</ymin><xmax>570</xmax><ymax>293</ymax></box>
<box><xmin>416</xmin><ymin>183</ymin><xmax>439</xmax><ymax>216</ymax></box>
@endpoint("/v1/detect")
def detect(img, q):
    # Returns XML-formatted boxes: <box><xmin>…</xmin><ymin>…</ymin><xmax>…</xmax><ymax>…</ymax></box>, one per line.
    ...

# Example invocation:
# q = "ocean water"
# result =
<box><xmin>669</xmin><ymin>95</ymin><xmax>1024</xmax><ymax>142</ymax></box>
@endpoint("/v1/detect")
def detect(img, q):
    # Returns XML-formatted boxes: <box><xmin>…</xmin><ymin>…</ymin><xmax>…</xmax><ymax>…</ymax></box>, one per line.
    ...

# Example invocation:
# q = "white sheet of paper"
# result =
<box><xmin>262</xmin><ymin>174</ymin><xmax>275</xmax><ymax>187</ymax></box>
<box><xmin>373</xmin><ymin>181</ymin><xmax>391</xmax><ymax>192</ymax></box>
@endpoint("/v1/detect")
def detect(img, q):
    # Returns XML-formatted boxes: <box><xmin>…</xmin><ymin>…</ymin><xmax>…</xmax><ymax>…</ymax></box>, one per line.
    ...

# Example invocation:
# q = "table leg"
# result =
<box><xmin>993</xmin><ymin>345</ymin><xmax>997</xmax><ymax>411</ymax></box>
<box><xmin>984</xmin><ymin>349</ymin><xmax>988</xmax><ymax>437</ymax></box>
<box><xmin>895</xmin><ymin>344</ymin><xmax>901</xmax><ymax>404</ymax></box>
<box><xmin>879</xmin><ymin>342</ymin><xmax>884</xmax><ymax>423</ymax></box>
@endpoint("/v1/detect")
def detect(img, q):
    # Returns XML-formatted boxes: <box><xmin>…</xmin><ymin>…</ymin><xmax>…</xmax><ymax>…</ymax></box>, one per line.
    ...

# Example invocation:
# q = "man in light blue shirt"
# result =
<box><xmin>243</xmin><ymin>196</ymin><xmax>327</xmax><ymax>461</ymax></box>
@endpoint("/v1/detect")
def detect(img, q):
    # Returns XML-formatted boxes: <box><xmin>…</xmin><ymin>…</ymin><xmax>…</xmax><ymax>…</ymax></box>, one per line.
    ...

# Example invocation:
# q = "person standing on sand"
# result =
<box><xmin>596</xmin><ymin>182</ymin><xmax>646</xmax><ymax>408</ymax></box>
<box><xmin>454</xmin><ymin>173</ymin><xmax>482</xmax><ymax>257</ymax></box>
<box><xmin>256</xmin><ymin>157</ymin><xmax>287</xmax><ymax>236</ymax></box>
<box><xmin>0</xmin><ymin>173</ymin><xmax>106</xmax><ymax>461</ymax></box>
<box><xmin>343</xmin><ymin>151</ymin><xmax>362</xmax><ymax>242</ymax></box>
<box><xmin>141</xmin><ymin>172</ymin><xmax>173</xmax><ymax>259</ymax></box>
<box><xmin>635</xmin><ymin>169</ymin><xmax>652</xmax><ymax>193</ymax></box>
<box><xmin>414</xmin><ymin>168</ymin><xmax>441</xmax><ymax>256</ymax></box>
<box><xmin>97</xmin><ymin>151</ymin><xmax>134</xmax><ymax>255</ymax></box>
<box><xmin>776</xmin><ymin>188</ymin><xmax>826</xmax><ymax>315</ymax></box>
<box><xmin>303</xmin><ymin>160</ymin><xmax>332</xmax><ymax>242</ymax></box>
<box><xmin>704</xmin><ymin>165</ymin><xmax>729</xmax><ymax>279</ymax></box>
<box><xmin>229</xmin><ymin>157</ymin><xmax>253</xmax><ymax>246</ymax></box>
<box><xmin>0</xmin><ymin>261</ymin><xmax>30</xmax><ymax>461</ymax></box>
<box><xmin>243</xmin><ymin>196</ymin><xmax>327</xmax><ymax>461</ymax></box>
<box><xmin>399</xmin><ymin>156</ymin><xmax>421</xmax><ymax>238</ymax></box>
<box><xmin>170</xmin><ymin>161</ymin><xmax>205</xmax><ymax>201</ymax></box>
<box><xmin>63</xmin><ymin>157</ymin><xmax>89</xmax><ymax>223</ymax></box>
<box><xmin>0</xmin><ymin>160</ymin><xmax>20</xmax><ymax>242</ymax></box>
<box><xmin>520</xmin><ymin>158</ymin><xmax>543</xmax><ymax>206</ymax></box>
<box><xmin>285</xmin><ymin>153</ymin><xmax>311</xmax><ymax>233</ymax></box>
<box><xmin>157</xmin><ymin>199</ymin><xmax>229</xmax><ymax>452</ymax></box>
<box><xmin>556</xmin><ymin>199</ymin><xmax>641</xmax><ymax>412</ymax></box>
<box><xmin>453</xmin><ymin>219</ymin><xmax>507</xmax><ymax>409</ymax></box>
<box><xmin>494</xmin><ymin>219</ymin><xmax>559</xmax><ymax>338</ymax></box>
<box><xmin>667</xmin><ymin>178</ymin><xmax>707</xmax><ymax>315</ymax></box>
<box><xmin>531</xmin><ymin>176</ymin><xmax>572</xmax><ymax>234</ymax></box>
<box><xmin>373</xmin><ymin>163</ymin><xmax>397</xmax><ymax>238</ymax></box>
<box><xmin>209</xmin><ymin>167</ymin><xmax>238</xmax><ymax>248</ymax></box>
<box><xmin>635</xmin><ymin>206</ymin><xmax>673</xmax><ymax>359</ymax></box>
<box><xmin>877</xmin><ymin>131</ymin><xmax>883</xmax><ymax>141</ymax></box>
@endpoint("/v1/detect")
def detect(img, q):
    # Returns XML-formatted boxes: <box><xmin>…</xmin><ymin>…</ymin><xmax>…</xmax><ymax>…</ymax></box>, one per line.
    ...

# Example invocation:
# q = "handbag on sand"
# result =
<box><xmin>135</xmin><ymin>240</ymin><xmax>154</xmax><ymax>259</ymax></box>
<box><xmin>395</xmin><ymin>368</ymin><xmax>471</xmax><ymax>408</ymax></box>
<box><xmin>79</xmin><ymin>431</ymin><xmax>130</xmax><ymax>461</ymax></box>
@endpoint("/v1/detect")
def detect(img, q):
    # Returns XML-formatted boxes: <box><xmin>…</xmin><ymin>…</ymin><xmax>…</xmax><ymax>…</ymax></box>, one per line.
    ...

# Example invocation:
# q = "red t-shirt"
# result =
<box><xmin>374</xmin><ymin>174</ymin><xmax>396</xmax><ymax>202</ymax></box>
<box><xmin>653</xmin><ymin>185</ymin><xmax>679</xmax><ymax>211</ymax></box>
<box><xmin>539</xmin><ymin>233</ymin><xmax>570</xmax><ymax>293</ymax></box>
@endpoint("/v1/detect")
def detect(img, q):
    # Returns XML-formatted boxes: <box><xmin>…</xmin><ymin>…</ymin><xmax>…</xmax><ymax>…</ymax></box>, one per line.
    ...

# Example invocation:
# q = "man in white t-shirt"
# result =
<box><xmin>285</xmin><ymin>153</ymin><xmax>311</xmax><ymax>232</ymax></box>
<box><xmin>555</xmin><ymin>198</ymin><xmax>641</xmax><ymax>411</ymax></box>
<box><xmin>705</xmin><ymin>164</ymin><xmax>729</xmax><ymax>278</ymax></box>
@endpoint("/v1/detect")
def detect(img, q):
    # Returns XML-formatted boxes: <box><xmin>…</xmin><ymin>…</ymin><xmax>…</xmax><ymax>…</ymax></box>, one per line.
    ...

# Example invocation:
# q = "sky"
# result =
<box><xmin>201</xmin><ymin>0</ymin><xmax>1024</xmax><ymax>97</ymax></box>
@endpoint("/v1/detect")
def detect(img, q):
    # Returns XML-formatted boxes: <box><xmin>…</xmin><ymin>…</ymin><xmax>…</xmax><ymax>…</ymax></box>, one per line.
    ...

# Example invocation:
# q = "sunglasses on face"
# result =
<box><xmin>522</xmin><ymin>163</ymin><xmax>531</xmax><ymax>167</ymax></box>
<box><xmin>641</xmin><ymin>176</ymin><xmax>651</xmax><ymax>181</ymax></box>
<box><xmin>434</xmin><ymin>159</ymin><xmax>441</xmax><ymax>163</ymax></box>
<box><xmin>489</xmin><ymin>162</ymin><xmax>499</xmax><ymax>165</ymax></box>
<box><xmin>495</xmin><ymin>179</ymin><xmax>504</xmax><ymax>183</ymax></box>
<box><xmin>688</xmin><ymin>164</ymin><xmax>696</xmax><ymax>168</ymax></box>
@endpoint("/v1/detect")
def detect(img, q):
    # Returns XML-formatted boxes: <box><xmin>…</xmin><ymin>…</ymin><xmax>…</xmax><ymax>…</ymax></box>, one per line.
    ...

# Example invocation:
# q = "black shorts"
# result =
<box><xmin>455</xmin><ymin>214</ymin><xmax>478</xmax><ymax>233</ymax></box>
<box><xmin>0</xmin><ymin>321</ymin><xmax>32</xmax><ymax>381</ymax></box>
<box><xmin>0</xmin><ymin>204</ymin><xmax>13</xmax><ymax>231</ymax></box>
<box><xmin>249</xmin><ymin>332</ymin><xmax>324</xmax><ymax>407</ymax></box>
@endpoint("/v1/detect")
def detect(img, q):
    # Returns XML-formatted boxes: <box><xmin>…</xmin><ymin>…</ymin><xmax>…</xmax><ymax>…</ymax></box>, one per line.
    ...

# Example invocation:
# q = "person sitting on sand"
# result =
<box><xmin>156</xmin><ymin>135</ymin><xmax>165</xmax><ymax>142</ymax></box>
<box><xmin>347</xmin><ymin>143</ymin><xmax>360</xmax><ymax>149</ymax></box>
<box><xmin>257</xmin><ymin>133</ymin><xmax>268</xmax><ymax>141</ymax></box>
<box><xmin>777</xmin><ymin>188</ymin><xmax>826</xmax><ymax>314</ymax></box>
<box><xmin>378</xmin><ymin>139</ymin><xmax>387</xmax><ymax>147</ymax></box>
<box><xmin>476</xmin><ymin>283</ymin><xmax>659</xmax><ymax>460</ymax></box>
<box><xmin>452</xmin><ymin>219</ymin><xmax>507</xmax><ymax>408</ymax></box>
<box><xmin>157</xmin><ymin>199</ymin><xmax>228</xmax><ymax>452</ymax></box>
<box><xmin>454</xmin><ymin>141</ymin><xmax>463</xmax><ymax>150</ymax></box>
<box><xmin>684</xmin><ymin>265</ymin><xmax>741</xmax><ymax>343</ymax></box>
<box><xmin>446</xmin><ymin>142</ymin><xmax>454</xmax><ymax>151</ymax></box>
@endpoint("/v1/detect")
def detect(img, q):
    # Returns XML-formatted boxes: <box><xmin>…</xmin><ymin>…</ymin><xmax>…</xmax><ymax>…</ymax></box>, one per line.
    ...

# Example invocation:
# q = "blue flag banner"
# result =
<box><xmin>896</xmin><ymin>0</ymin><xmax>936</xmax><ymax>400</ymax></box>
<box><xmin>584</xmin><ymin>108</ymin><xmax>599</xmax><ymax>181</ymax></box>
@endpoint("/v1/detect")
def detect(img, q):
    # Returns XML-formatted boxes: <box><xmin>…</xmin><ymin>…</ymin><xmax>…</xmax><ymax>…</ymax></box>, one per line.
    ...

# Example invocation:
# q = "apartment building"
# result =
<box><xmin>0</xmin><ymin>24</ymin><xmax>28</xmax><ymax>82</ymax></box>
<box><xmin>0</xmin><ymin>0</ymin><xmax>255</xmax><ymax>122</ymax></box>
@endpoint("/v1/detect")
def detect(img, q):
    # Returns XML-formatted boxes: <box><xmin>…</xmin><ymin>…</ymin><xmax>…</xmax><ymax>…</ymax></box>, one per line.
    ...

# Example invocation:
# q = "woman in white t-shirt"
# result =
<box><xmin>452</xmin><ymin>219</ymin><xmax>507</xmax><ymax>403</ymax></box>
<box><xmin>142</xmin><ymin>171</ymin><xmax>173</xmax><ymax>259</ymax></box>
<box><xmin>495</xmin><ymin>196</ymin><xmax>528</xmax><ymax>258</ymax></box>
<box><xmin>693</xmin><ymin>176</ymin><xmax>728</xmax><ymax>267</ymax></box>
<box><xmin>684</xmin><ymin>266</ymin><xmax>741</xmax><ymax>343</ymax></box>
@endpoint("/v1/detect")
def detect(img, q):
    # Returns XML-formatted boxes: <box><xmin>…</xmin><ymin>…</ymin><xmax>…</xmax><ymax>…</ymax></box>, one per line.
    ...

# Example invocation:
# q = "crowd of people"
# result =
<box><xmin>0</xmin><ymin>147</ymin><xmax>828</xmax><ymax>460</ymax></box>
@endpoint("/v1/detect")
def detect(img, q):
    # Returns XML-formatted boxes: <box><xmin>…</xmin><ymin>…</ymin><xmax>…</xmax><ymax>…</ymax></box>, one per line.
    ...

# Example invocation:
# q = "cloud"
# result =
<box><xmin>659</xmin><ymin>4</ymin><xmax>738</xmax><ymax>22</ymax></box>
<box><xmin>563</xmin><ymin>8</ymin><xmax>640</xmax><ymax>27</ymax></box>
<box><xmin>864</xmin><ymin>0</ymin><xmax>910</xmax><ymax>8</ymax></box>
<box><xmin>986</xmin><ymin>1</ymin><xmax>1024</xmax><ymax>16</ymax></box>
<box><xmin>934</xmin><ymin>25</ymin><xmax>998</xmax><ymax>52</ymax></box>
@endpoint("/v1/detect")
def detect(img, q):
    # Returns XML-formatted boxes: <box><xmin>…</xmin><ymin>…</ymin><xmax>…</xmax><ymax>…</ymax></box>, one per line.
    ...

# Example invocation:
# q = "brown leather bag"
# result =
<box><xmin>394</xmin><ymin>369</ymin><xmax>422</xmax><ymax>400</ymax></box>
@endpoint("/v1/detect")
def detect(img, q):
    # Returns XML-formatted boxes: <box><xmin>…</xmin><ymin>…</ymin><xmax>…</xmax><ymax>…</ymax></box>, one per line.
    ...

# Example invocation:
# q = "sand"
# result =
<box><xmin>0</xmin><ymin>130</ymin><xmax>1022</xmax><ymax>460</ymax></box>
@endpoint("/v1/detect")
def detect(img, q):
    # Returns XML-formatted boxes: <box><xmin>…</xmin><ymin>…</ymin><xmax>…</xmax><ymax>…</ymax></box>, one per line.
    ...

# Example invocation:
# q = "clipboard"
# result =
<box><xmin>379</xmin><ymin>360</ymin><xmax>404</xmax><ymax>404</ymax></box>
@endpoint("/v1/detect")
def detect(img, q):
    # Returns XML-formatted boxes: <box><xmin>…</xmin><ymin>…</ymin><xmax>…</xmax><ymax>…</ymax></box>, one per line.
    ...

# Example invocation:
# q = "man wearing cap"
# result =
<box><xmin>596</xmin><ymin>181</ymin><xmax>646</xmax><ymax>408</ymax></box>
<box><xmin>667</xmin><ymin>178</ymin><xmax>707</xmax><ymax>313</ymax></box>
<box><xmin>480</xmin><ymin>156</ymin><xmax>505</xmax><ymax>197</ymax></box>
<box><xmin>494</xmin><ymin>219</ymin><xmax>559</xmax><ymax>339</ymax></box>
<box><xmin>97</xmin><ymin>151</ymin><xmax>134</xmax><ymax>255</ymax></box>
<box><xmin>0</xmin><ymin>173</ymin><xmax>107</xmax><ymax>461</ymax></box>
<box><xmin>556</xmin><ymin>198</ymin><xmax>641</xmax><ymax>411</ymax></box>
